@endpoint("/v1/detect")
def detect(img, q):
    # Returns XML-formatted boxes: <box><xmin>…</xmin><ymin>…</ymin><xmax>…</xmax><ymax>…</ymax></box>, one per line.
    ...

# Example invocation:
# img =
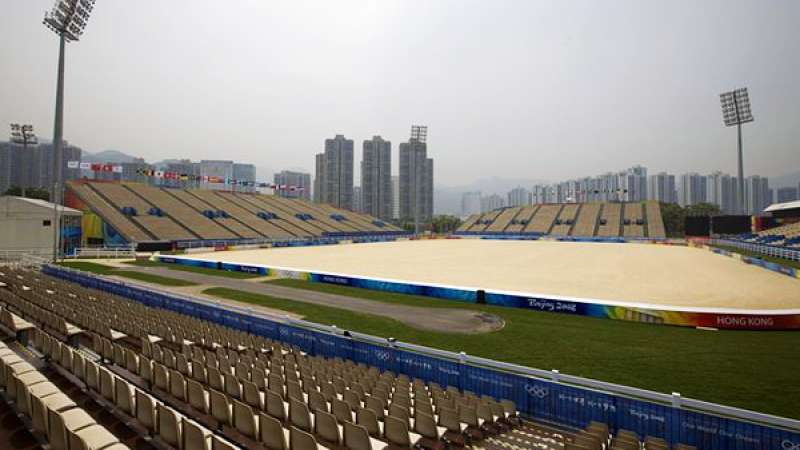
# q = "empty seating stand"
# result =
<box><xmin>289</xmin><ymin>199</ymin><xmax>362</xmax><ymax>234</ymax></box>
<box><xmin>597</xmin><ymin>203</ymin><xmax>622</xmax><ymax>237</ymax></box>
<box><xmin>524</xmin><ymin>204</ymin><xmax>563</xmax><ymax>234</ymax></box>
<box><xmin>644</xmin><ymin>201</ymin><xmax>666</xmax><ymax>239</ymax></box>
<box><xmin>165</xmin><ymin>188</ymin><xmax>262</xmax><ymax>239</ymax></box>
<box><xmin>505</xmin><ymin>205</ymin><xmax>539</xmax><ymax>234</ymax></box>
<box><xmin>189</xmin><ymin>189</ymin><xmax>299</xmax><ymax>239</ymax></box>
<box><xmin>622</xmin><ymin>203</ymin><xmax>645</xmax><ymax>238</ymax></box>
<box><xmin>67</xmin><ymin>182</ymin><xmax>153</xmax><ymax>242</ymax></box>
<box><xmin>571</xmin><ymin>203</ymin><xmax>601</xmax><ymax>237</ymax></box>
<box><xmin>231</xmin><ymin>193</ymin><xmax>321</xmax><ymax>237</ymax></box>
<box><xmin>89</xmin><ymin>181</ymin><xmax>195</xmax><ymax>241</ymax></box>
<box><xmin>470</xmin><ymin>210</ymin><xmax>503</xmax><ymax>233</ymax></box>
<box><xmin>124</xmin><ymin>183</ymin><xmax>238</xmax><ymax>240</ymax></box>
<box><xmin>550</xmin><ymin>204</ymin><xmax>580</xmax><ymax>236</ymax></box>
<box><xmin>485</xmin><ymin>208</ymin><xmax>521</xmax><ymax>233</ymax></box>
<box><xmin>457</xmin><ymin>214</ymin><xmax>482</xmax><ymax>233</ymax></box>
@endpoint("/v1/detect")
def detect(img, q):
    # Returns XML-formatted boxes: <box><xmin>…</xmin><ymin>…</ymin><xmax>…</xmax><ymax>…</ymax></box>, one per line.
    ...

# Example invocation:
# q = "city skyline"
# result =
<box><xmin>1</xmin><ymin>1</ymin><xmax>798</xmax><ymax>188</ymax></box>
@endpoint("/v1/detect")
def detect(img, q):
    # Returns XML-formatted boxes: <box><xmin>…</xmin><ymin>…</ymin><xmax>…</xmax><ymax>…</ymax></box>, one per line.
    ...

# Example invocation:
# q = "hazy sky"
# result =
<box><xmin>2</xmin><ymin>0</ymin><xmax>799</xmax><ymax>186</ymax></box>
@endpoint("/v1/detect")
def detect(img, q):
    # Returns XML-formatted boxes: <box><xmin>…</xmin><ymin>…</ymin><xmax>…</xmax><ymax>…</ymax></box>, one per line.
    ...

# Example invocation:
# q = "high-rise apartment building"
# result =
<box><xmin>399</xmin><ymin>139</ymin><xmax>433</xmax><ymax>222</ymax></box>
<box><xmin>360</xmin><ymin>136</ymin><xmax>392</xmax><ymax>220</ymax></box>
<box><xmin>777</xmin><ymin>187</ymin><xmax>799</xmax><ymax>204</ymax></box>
<box><xmin>507</xmin><ymin>187</ymin><xmax>531</xmax><ymax>207</ymax></box>
<box><xmin>0</xmin><ymin>141</ymin><xmax>82</xmax><ymax>197</ymax></box>
<box><xmin>274</xmin><ymin>170</ymin><xmax>311</xmax><ymax>200</ymax></box>
<box><xmin>233</xmin><ymin>163</ymin><xmax>257</xmax><ymax>192</ymax></box>
<box><xmin>678</xmin><ymin>173</ymin><xmax>707</xmax><ymax>207</ymax></box>
<box><xmin>392</xmin><ymin>176</ymin><xmax>400</xmax><ymax>220</ymax></box>
<box><xmin>314</xmin><ymin>135</ymin><xmax>354</xmax><ymax>210</ymax></box>
<box><xmin>705</xmin><ymin>172</ymin><xmax>738</xmax><ymax>214</ymax></box>
<box><xmin>743</xmin><ymin>175</ymin><xmax>770</xmax><ymax>215</ymax></box>
<box><xmin>353</xmin><ymin>186</ymin><xmax>363</xmax><ymax>213</ymax></box>
<box><xmin>648</xmin><ymin>172</ymin><xmax>677</xmax><ymax>203</ymax></box>
<box><xmin>481</xmin><ymin>194</ymin><xmax>505</xmax><ymax>212</ymax></box>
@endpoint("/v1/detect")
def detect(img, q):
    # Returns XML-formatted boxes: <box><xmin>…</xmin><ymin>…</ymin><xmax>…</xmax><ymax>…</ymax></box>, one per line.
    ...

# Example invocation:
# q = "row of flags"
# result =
<box><xmin>65</xmin><ymin>161</ymin><xmax>305</xmax><ymax>191</ymax></box>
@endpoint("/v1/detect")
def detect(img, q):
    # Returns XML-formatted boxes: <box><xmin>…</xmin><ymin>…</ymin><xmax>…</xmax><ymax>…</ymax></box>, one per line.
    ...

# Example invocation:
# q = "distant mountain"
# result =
<box><xmin>82</xmin><ymin>150</ymin><xmax>140</xmax><ymax>164</ymax></box>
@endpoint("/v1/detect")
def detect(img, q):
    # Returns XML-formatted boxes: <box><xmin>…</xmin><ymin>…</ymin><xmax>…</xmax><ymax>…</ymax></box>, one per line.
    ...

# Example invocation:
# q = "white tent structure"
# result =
<box><xmin>0</xmin><ymin>196</ymin><xmax>81</xmax><ymax>256</ymax></box>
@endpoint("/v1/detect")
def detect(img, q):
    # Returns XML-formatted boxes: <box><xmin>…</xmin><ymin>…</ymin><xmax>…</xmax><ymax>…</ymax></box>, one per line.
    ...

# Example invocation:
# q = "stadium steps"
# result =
<box><xmin>550</xmin><ymin>204</ymin><xmax>580</xmax><ymax>236</ymax></box>
<box><xmin>524</xmin><ymin>204</ymin><xmax>563</xmax><ymax>234</ymax></box>
<box><xmin>221</xmin><ymin>192</ymin><xmax>312</xmax><ymax>237</ymax></box>
<box><xmin>123</xmin><ymin>183</ymin><xmax>238</xmax><ymax>241</ymax></box>
<box><xmin>67</xmin><ymin>182</ymin><xmax>154</xmax><ymax>243</ymax></box>
<box><xmin>163</xmin><ymin>189</ymin><xmax>261</xmax><ymax>239</ymax></box>
<box><xmin>292</xmin><ymin>200</ymin><xmax>362</xmax><ymax>234</ymax></box>
<box><xmin>505</xmin><ymin>205</ymin><xmax>539</xmax><ymax>234</ymax></box>
<box><xmin>311</xmin><ymin>202</ymin><xmax>383</xmax><ymax>233</ymax></box>
<box><xmin>279</xmin><ymin>198</ymin><xmax>356</xmax><ymax>234</ymax></box>
<box><xmin>596</xmin><ymin>203</ymin><xmax>622</xmax><ymax>237</ymax></box>
<box><xmin>644</xmin><ymin>201</ymin><xmax>666</xmax><ymax>239</ymax></box>
<box><xmin>622</xmin><ymin>202</ymin><xmax>645</xmax><ymax>237</ymax></box>
<box><xmin>467</xmin><ymin>212</ymin><xmax>490</xmax><ymax>232</ymax></box>
<box><xmin>235</xmin><ymin>193</ymin><xmax>325</xmax><ymax>237</ymax></box>
<box><xmin>456</xmin><ymin>214</ymin><xmax>481</xmax><ymax>232</ymax></box>
<box><xmin>485</xmin><ymin>207</ymin><xmax>522</xmax><ymax>233</ymax></box>
<box><xmin>88</xmin><ymin>182</ymin><xmax>195</xmax><ymax>241</ymax></box>
<box><xmin>471</xmin><ymin>210</ymin><xmax>504</xmax><ymax>233</ymax></box>
<box><xmin>571</xmin><ymin>203</ymin><xmax>601</xmax><ymax>237</ymax></box>
<box><xmin>187</xmin><ymin>189</ymin><xmax>298</xmax><ymax>239</ymax></box>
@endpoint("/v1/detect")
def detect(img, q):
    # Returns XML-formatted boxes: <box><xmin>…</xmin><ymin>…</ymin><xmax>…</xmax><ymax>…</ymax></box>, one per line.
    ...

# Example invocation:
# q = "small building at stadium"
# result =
<box><xmin>0</xmin><ymin>196</ymin><xmax>82</xmax><ymax>254</ymax></box>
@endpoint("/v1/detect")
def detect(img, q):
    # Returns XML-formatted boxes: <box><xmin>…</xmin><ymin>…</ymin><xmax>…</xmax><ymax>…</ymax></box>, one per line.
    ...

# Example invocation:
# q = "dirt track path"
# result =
<box><xmin>114</xmin><ymin>266</ymin><xmax>504</xmax><ymax>334</ymax></box>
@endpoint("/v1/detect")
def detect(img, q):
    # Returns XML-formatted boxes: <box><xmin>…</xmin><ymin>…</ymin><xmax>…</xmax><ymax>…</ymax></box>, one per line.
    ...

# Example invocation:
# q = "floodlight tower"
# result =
<box><xmin>43</xmin><ymin>0</ymin><xmax>95</xmax><ymax>260</ymax></box>
<box><xmin>410</xmin><ymin>125</ymin><xmax>428</xmax><ymax>235</ymax></box>
<box><xmin>719</xmin><ymin>88</ymin><xmax>754</xmax><ymax>215</ymax></box>
<box><xmin>43</xmin><ymin>0</ymin><xmax>95</xmax><ymax>204</ymax></box>
<box><xmin>9</xmin><ymin>124</ymin><xmax>38</xmax><ymax>197</ymax></box>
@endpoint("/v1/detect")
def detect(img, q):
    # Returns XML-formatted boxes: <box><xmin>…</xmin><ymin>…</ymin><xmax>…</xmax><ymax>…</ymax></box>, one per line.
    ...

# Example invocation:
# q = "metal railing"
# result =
<box><xmin>0</xmin><ymin>250</ymin><xmax>53</xmax><ymax>265</ymax></box>
<box><xmin>67</xmin><ymin>246</ymin><xmax>137</xmax><ymax>259</ymax></box>
<box><xmin>42</xmin><ymin>263</ymin><xmax>800</xmax><ymax>434</ymax></box>
<box><xmin>712</xmin><ymin>238</ymin><xmax>800</xmax><ymax>262</ymax></box>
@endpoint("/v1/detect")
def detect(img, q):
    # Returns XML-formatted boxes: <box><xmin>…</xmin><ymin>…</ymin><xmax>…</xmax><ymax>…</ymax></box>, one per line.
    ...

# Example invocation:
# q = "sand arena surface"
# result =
<box><xmin>189</xmin><ymin>240</ymin><xmax>800</xmax><ymax>310</ymax></box>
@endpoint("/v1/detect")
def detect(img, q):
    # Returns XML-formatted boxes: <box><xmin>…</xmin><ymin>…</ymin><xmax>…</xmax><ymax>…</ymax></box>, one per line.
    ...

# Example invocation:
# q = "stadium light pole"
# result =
<box><xmin>720</xmin><ymin>88</ymin><xmax>754</xmax><ymax>215</ymax></box>
<box><xmin>43</xmin><ymin>0</ymin><xmax>96</xmax><ymax>261</ymax></box>
<box><xmin>9</xmin><ymin>124</ymin><xmax>38</xmax><ymax>198</ymax></box>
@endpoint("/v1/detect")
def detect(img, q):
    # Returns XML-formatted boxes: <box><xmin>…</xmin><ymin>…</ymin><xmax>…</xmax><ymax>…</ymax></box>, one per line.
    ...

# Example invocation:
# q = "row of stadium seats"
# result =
<box><xmin>0</xmin><ymin>268</ymin><xmax>698</xmax><ymax>450</ymax></box>
<box><xmin>67</xmin><ymin>180</ymin><xmax>402</xmax><ymax>245</ymax></box>
<box><xmin>457</xmin><ymin>201</ymin><xmax>666</xmax><ymax>239</ymax></box>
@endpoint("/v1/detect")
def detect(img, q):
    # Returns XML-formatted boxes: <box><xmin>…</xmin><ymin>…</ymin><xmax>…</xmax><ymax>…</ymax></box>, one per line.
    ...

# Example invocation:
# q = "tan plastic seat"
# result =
<box><xmin>170</xmin><ymin>369</ymin><xmax>188</xmax><ymax>401</ymax></box>
<box><xmin>72</xmin><ymin>352</ymin><xmax>86</xmax><ymax>381</ymax></box>
<box><xmin>365</xmin><ymin>396</ymin><xmax>385</xmax><ymax>420</ymax></box>
<box><xmin>12</xmin><ymin>371</ymin><xmax>48</xmax><ymax>404</ymax></box>
<box><xmin>115</xmin><ymin>377</ymin><xmax>135</xmax><ymax>415</ymax></box>
<box><xmin>308</xmin><ymin>390</ymin><xmax>328</xmax><ymax>414</ymax></box>
<box><xmin>99</xmin><ymin>367</ymin><xmax>115</xmax><ymax>402</ymax></box>
<box><xmin>242</xmin><ymin>379</ymin><xmax>264</xmax><ymax>410</ymax></box>
<box><xmin>212</xmin><ymin>435</ymin><xmax>239</xmax><ymax>450</ymax></box>
<box><xmin>289</xmin><ymin>398</ymin><xmax>312</xmax><ymax>432</ymax></box>
<box><xmin>259</xmin><ymin>413</ymin><xmax>289</xmax><ymax>450</ymax></box>
<box><xmin>266</xmin><ymin>389</ymin><xmax>287</xmax><ymax>421</ymax></box>
<box><xmin>48</xmin><ymin>408</ymin><xmax>96</xmax><ymax>450</ymax></box>
<box><xmin>139</xmin><ymin>356</ymin><xmax>153</xmax><ymax>383</ymax></box>
<box><xmin>210</xmin><ymin>389</ymin><xmax>233</xmax><ymax>426</ymax></box>
<box><xmin>19</xmin><ymin>381</ymin><xmax>60</xmax><ymax>417</ymax></box>
<box><xmin>31</xmin><ymin>392</ymin><xmax>76</xmax><ymax>435</ymax></box>
<box><xmin>68</xmin><ymin>424</ymin><xmax>120</xmax><ymax>450</ymax></box>
<box><xmin>332</xmin><ymin>398</ymin><xmax>353</xmax><ymax>424</ymax></box>
<box><xmin>154</xmin><ymin>363</ymin><xmax>170</xmax><ymax>391</ymax></box>
<box><xmin>290</xmin><ymin>425</ymin><xmax>320</xmax><ymax>450</ymax></box>
<box><xmin>344</xmin><ymin>421</ymin><xmax>383</xmax><ymax>450</ymax></box>
<box><xmin>135</xmin><ymin>390</ymin><xmax>159</xmax><ymax>434</ymax></box>
<box><xmin>385</xmin><ymin>415</ymin><xmax>414</xmax><ymax>448</ymax></box>
<box><xmin>183</xmin><ymin>418</ymin><xmax>212</xmax><ymax>450</ymax></box>
<box><xmin>188</xmin><ymin>379</ymin><xmax>210</xmax><ymax>414</ymax></box>
<box><xmin>314</xmin><ymin>409</ymin><xmax>341</xmax><ymax>445</ymax></box>
<box><xmin>224</xmin><ymin>372</ymin><xmax>242</xmax><ymax>399</ymax></box>
<box><xmin>157</xmin><ymin>404</ymin><xmax>182</xmax><ymax>447</ymax></box>
<box><xmin>356</xmin><ymin>407</ymin><xmax>382</xmax><ymax>438</ymax></box>
<box><xmin>233</xmin><ymin>399</ymin><xmax>258</xmax><ymax>439</ymax></box>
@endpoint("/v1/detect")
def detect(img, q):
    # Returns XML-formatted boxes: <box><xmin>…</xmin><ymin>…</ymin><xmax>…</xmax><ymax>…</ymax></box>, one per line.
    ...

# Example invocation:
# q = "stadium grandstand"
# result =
<box><xmin>456</xmin><ymin>201</ymin><xmax>666</xmax><ymax>239</ymax></box>
<box><xmin>715</xmin><ymin>200</ymin><xmax>800</xmax><ymax>255</ymax></box>
<box><xmin>64</xmin><ymin>180</ymin><xmax>404</xmax><ymax>248</ymax></box>
<box><xmin>0</xmin><ymin>265</ymin><xmax>715</xmax><ymax>450</ymax></box>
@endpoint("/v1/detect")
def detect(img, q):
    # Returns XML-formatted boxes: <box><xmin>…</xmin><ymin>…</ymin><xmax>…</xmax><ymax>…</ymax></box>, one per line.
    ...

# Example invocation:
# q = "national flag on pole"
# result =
<box><xmin>67</xmin><ymin>161</ymin><xmax>80</xmax><ymax>169</ymax></box>
<box><xmin>112</xmin><ymin>165</ymin><xmax>123</xmax><ymax>173</ymax></box>
<box><xmin>79</xmin><ymin>162</ymin><xmax>91</xmax><ymax>170</ymax></box>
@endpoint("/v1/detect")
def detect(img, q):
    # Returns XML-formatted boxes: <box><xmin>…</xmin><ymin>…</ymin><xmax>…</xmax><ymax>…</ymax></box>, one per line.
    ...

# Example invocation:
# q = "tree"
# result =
<box><xmin>659</xmin><ymin>202</ymin><xmax>685</xmax><ymax>237</ymax></box>
<box><xmin>430</xmin><ymin>215</ymin><xmax>462</xmax><ymax>234</ymax></box>
<box><xmin>685</xmin><ymin>202</ymin><xmax>721</xmax><ymax>217</ymax></box>
<box><xmin>3</xmin><ymin>186</ymin><xmax>50</xmax><ymax>201</ymax></box>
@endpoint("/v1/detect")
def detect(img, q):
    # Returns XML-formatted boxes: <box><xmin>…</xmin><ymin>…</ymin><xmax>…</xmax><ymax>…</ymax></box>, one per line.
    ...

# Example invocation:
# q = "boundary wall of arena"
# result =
<box><xmin>153</xmin><ymin>253</ymin><xmax>800</xmax><ymax>331</ymax></box>
<box><xmin>40</xmin><ymin>264</ymin><xmax>800</xmax><ymax>450</ymax></box>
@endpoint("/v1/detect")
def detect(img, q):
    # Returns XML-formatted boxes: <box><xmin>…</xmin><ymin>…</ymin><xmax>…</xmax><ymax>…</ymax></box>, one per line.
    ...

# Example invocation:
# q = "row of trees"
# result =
<box><xmin>394</xmin><ymin>215</ymin><xmax>464</xmax><ymax>234</ymax></box>
<box><xmin>3</xmin><ymin>186</ymin><xmax>50</xmax><ymax>201</ymax></box>
<box><xmin>660</xmin><ymin>202</ymin><xmax>721</xmax><ymax>237</ymax></box>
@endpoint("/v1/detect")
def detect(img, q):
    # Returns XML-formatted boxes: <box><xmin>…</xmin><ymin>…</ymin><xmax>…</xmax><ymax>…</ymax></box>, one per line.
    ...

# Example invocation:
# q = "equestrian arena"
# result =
<box><xmin>167</xmin><ymin>239</ymin><xmax>800</xmax><ymax>318</ymax></box>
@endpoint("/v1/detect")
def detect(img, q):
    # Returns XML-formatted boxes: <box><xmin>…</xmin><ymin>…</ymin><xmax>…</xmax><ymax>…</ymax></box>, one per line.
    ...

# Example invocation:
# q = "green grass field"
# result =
<box><xmin>123</xmin><ymin>259</ymin><xmax>262</xmax><ymax>279</ymax></box>
<box><xmin>710</xmin><ymin>244</ymin><xmax>800</xmax><ymax>270</ymax></box>
<box><xmin>209</xmin><ymin>281</ymin><xmax>800</xmax><ymax>419</ymax></box>
<box><xmin>57</xmin><ymin>261</ymin><xmax>198</xmax><ymax>287</ymax></box>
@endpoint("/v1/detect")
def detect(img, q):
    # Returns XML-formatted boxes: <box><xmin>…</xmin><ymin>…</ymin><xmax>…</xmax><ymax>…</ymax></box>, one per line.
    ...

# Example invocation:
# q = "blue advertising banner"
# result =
<box><xmin>40</xmin><ymin>265</ymin><xmax>800</xmax><ymax>450</ymax></box>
